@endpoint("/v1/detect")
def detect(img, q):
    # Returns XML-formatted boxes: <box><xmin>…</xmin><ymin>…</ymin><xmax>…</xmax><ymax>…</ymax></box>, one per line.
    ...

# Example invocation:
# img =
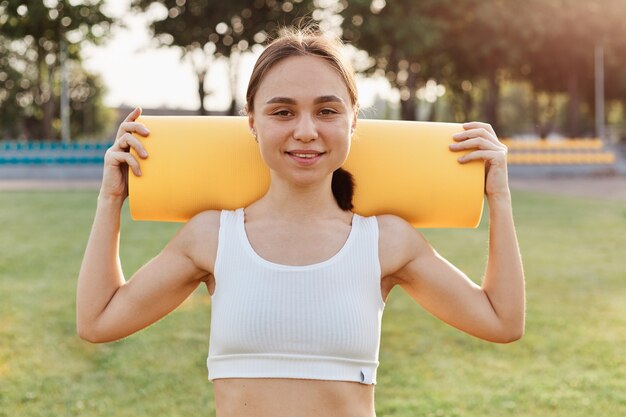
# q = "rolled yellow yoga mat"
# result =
<box><xmin>128</xmin><ymin>116</ymin><xmax>485</xmax><ymax>228</ymax></box>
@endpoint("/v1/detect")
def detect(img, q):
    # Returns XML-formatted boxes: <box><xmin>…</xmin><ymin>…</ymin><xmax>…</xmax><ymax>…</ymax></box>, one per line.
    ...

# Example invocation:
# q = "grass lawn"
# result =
<box><xmin>0</xmin><ymin>189</ymin><xmax>625</xmax><ymax>416</ymax></box>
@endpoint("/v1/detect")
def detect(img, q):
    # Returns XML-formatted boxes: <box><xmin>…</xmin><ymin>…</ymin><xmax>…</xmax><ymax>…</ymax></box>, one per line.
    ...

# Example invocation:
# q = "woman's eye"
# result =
<box><xmin>272</xmin><ymin>110</ymin><xmax>291</xmax><ymax>116</ymax></box>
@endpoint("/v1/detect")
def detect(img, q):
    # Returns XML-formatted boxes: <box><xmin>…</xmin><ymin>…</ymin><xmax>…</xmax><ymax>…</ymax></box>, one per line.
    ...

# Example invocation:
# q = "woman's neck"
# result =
<box><xmin>251</xmin><ymin>174</ymin><xmax>345</xmax><ymax>222</ymax></box>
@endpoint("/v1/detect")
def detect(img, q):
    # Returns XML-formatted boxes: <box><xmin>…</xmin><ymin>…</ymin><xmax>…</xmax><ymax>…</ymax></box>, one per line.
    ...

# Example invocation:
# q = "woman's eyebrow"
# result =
<box><xmin>264</xmin><ymin>95</ymin><xmax>345</xmax><ymax>105</ymax></box>
<box><xmin>265</xmin><ymin>97</ymin><xmax>296</xmax><ymax>105</ymax></box>
<box><xmin>313</xmin><ymin>95</ymin><xmax>345</xmax><ymax>105</ymax></box>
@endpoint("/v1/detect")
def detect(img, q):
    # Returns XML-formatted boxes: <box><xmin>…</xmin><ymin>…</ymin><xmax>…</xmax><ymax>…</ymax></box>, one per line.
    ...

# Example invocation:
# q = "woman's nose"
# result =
<box><xmin>293</xmin><ymin>115</ymin><xmax>318</xmax><ymax>142</ymax></box>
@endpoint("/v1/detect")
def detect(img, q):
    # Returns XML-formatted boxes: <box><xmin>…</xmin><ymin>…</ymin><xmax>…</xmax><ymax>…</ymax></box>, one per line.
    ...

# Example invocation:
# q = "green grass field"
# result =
<box><xmin>1</xmin><ymin>189</ymin><xmax>625</xmax><ymax>416</ymax></box>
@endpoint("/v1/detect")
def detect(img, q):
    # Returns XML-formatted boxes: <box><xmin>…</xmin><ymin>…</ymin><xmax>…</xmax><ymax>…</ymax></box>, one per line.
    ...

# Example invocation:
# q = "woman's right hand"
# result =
<box><xmin>99</xmin><ymin>107</ymin><xmax>150</xmax><ymax>201</ymax></box>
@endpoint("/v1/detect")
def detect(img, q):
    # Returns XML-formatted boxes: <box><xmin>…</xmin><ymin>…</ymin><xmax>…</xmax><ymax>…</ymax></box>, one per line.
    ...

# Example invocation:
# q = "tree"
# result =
<box><xmin>518</xmin><ymin>1</ymin><xmax>598</xmax><ymax>137</ymax></box>
<box><xmin>436</xmin><ymin>0</ymin><xmax>535</xmax><ymax>133</ymax></box>
<box><xmin>0</xmin><ymin>0</ymin><xmax>113</xmax><ymax>139</ymax></box>
<box><xmin>131</xmin><ymin>0</ymin><xmax>317</xmax><ymax>115</ymax></box>
<box><xmin>506</xmin><ymin>0</ymin><xmax>626</xmax><ymax>138</ymax></box>
<box><xmin>0</xmin><ymin>32</ymin><xmax>112</xmax><ymax>140</ymax></box>
<box><xmin>0</xmin><ymin>34</ymin><xmax>33</xmax><ymax>138</ymax></box>
<box><xmin>340</xmin><ymin>0</ymin><xmax>455</xmax><ymax>121</ymax></box>
<box><xmin>67</xmin><ymin>63</ymin><xmax>115</xmax><ymax>140</ymax></box>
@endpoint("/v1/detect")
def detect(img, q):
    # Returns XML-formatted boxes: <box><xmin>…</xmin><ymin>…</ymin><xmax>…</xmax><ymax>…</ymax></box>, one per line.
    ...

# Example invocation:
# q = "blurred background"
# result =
<box><xmin>2</xmin><ymin>0</ymin><xmax>626</xmax><ymax>137</ymax></box>
<box><xmin>1</xmin><ymin>0</ymin><xmax>626</xmax><ymax>178</ymax></box>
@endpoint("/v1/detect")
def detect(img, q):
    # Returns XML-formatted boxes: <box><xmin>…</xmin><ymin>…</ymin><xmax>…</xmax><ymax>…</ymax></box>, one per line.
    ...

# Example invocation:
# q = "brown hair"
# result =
<box><xmin>245</xmin><ymin>27</ymin><xmax>358</xmax><ymax>211</ymax></box>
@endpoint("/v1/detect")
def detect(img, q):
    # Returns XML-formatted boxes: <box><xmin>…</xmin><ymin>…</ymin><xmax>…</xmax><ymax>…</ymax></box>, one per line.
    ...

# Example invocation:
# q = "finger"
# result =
<box><xmin>117</xmin><ymin>122</ymin><xmax>150</xmax><ymax>138</ymax></box>
<box><xmin>458</xmin><ymin>150</ymin><xmax>506</xmax><ymax>164</ymax></box>
<box><xmin>453</xmin><ymin>127</ymin><xmax>498</xmax><ymax>143</ymax></box>
<box><xmin>107</xmin><ymin>151</ymin><xmax>143</xmax><ymax>176</ymax></box>
<box><xmin>115</xmin><ymin>133</ymin><xmax>149</xmax><ymax>157</ymax></box>
<box><xmin>462</xmin><ymin>121</ymin><xmax>496</xmax><ymax>137</ymax></box>
<box><xmin>123</xmin><ymin>107</ymin><xmax>142</xmax><ymax>123</ymax></box>
<box><xmin>449</xmin><ymin>137</ymin><xmax>505</xmax><ymax>152</ymax></box>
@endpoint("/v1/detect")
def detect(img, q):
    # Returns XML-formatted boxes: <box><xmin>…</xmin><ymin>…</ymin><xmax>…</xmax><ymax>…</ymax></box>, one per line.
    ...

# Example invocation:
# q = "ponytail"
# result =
<box><xmin>331</xmin><ymin>167</ymin><xmax>355</xmax><ymax>211</ymax></box>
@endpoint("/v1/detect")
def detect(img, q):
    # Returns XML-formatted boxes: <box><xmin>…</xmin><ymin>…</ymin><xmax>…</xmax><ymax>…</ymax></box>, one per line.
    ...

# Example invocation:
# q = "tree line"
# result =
<box><xmin>1</xmin><ymin>0</ymin><xmax>625</xmax><ymax>140</ymax></box>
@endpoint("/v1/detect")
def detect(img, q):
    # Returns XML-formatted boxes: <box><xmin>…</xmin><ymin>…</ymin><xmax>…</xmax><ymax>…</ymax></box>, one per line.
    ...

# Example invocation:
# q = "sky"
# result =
<box><xmin>81</xmin><ymin>0</ymin><xmax>392</xmax><ymax>112</ymax></box>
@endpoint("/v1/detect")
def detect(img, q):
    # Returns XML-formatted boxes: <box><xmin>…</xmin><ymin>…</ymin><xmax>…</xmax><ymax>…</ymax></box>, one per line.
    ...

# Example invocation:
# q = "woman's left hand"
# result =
<box><xmin>450</xmin><ymin>121</ymin><xmax>510</xmax><ymax>199</ymax></box>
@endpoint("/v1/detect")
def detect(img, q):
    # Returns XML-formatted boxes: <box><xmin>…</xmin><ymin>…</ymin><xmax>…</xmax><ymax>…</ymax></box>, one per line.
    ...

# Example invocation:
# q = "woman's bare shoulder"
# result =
<box><xmin>176</xmin><ymin>210</ymin><xmax>222</xmax><ymax>275</ymax></box>
<box><xmin>375</xmin><ymin>213</ymin><xmax>412</xmax><ymax>231</ymax></box>
<box><xmin>187</xmin><ymin>209</ymin><xmax>222</xmax><ymax>228</ymax></box>
<box><xmin>375</xmin><ymin>214</ymin><xmax>430</xmax><ymax>278</ymax></box>
<box><xmin>375</xmin><ymin>213</ymin><xmax>421</xmax><ymax>243</ymax></box>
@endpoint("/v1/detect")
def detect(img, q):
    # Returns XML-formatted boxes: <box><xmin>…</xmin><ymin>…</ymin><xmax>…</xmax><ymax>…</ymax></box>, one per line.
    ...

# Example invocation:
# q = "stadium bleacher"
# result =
<box><xmin>501</xmin><ymin>138</ymin><xmax>616</xmax><ymax>166</ymax></box>
<box><xmin>0</xmin><ymin>140</ymin><xmax>112</xmax><ymax>165</ymax></box>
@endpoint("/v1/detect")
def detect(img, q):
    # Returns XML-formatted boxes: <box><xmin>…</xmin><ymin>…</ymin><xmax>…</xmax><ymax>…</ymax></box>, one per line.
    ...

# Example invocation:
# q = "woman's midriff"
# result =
<box><xmin>213</xmin><ymin>378</ymin><xmax>376</xmax><ymax>417</ymax></box>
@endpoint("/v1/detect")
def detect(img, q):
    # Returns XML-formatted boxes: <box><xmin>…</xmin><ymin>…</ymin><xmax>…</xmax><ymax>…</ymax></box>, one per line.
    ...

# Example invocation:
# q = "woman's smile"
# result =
<box><xmin>286</xmin><ymin>149</ymin><xmax>326</xmax><ymax>165</ymax></box>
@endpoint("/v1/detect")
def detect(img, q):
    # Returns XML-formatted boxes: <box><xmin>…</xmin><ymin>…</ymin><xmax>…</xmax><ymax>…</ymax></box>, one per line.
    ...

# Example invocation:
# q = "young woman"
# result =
<box><xmin>77</xmin><ymin>28</ymin><xmax>525</xmax><ymax>417</ymax></box>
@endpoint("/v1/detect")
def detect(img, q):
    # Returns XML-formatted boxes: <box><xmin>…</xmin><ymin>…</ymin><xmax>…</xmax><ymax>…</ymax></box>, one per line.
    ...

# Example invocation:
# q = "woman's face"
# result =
<box><xmin>249</xmin><ymin>55</ymin><xmax>357</xmax><ymax>186</ymax></box>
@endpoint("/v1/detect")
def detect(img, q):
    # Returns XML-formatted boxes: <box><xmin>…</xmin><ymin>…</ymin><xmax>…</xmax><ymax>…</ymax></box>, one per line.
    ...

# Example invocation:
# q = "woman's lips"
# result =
<box><xmin>286</xmin><ymin>151</ymin><xmax>325</xmax><ymax>165</ymax></box>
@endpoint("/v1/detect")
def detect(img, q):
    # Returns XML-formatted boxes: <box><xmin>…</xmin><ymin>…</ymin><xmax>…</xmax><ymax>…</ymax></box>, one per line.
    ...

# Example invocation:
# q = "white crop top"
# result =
<box><xmin>206</xmin><ymin>208</ymin><xmax>386</xmax><ymax>385</ymax></box>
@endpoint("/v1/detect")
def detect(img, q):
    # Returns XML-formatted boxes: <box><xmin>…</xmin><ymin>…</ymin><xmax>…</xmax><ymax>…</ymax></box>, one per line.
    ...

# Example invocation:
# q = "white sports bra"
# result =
<box><xmin>206</xmin><ymin>208</ymin><xmax>386</xmax><ymax>385</ymax></box>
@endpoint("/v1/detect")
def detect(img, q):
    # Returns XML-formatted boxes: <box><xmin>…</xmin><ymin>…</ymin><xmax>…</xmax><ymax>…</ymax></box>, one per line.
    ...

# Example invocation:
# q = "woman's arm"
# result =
<box><xmin>76</xmin><ymin>198</ymin><xmax>216</xmax><ymax>343</ymax></box>
<box><xmin>481</xmin><ymin>192</ymin><xmax>525</xmax><ymax>340</ymax></box>
<box><xmin>381</xmin><ymin>207</ymin><xmax>525</xmax><ymax>343</ymax></box>
<box><xmin>380</xmin><ymin>122</ymin><xmax>525</xmax><ymax>343</ymax></box>
<box><xmin>76</xmin><ymin>107</ymin><xmax>217</xmax><ymax>343</ymax></box>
